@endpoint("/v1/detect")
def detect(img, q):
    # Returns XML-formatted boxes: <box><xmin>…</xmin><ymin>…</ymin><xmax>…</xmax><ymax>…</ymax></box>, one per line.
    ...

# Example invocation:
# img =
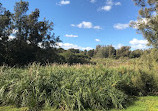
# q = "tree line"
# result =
<box><xmin>0</xmin><ymin>0</ymin><xmax>158</xmax><ymax>66</ymax></box>
<box><xmin>63</xmin><ymin>45</ymin><xmax>144</xmax><ymax>59</ymax></box>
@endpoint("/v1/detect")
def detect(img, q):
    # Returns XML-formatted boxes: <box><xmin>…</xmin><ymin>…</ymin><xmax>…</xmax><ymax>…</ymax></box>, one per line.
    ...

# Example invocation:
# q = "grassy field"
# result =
<box><xmin>112</xmin><ymin>96</ymin><xmax>158</xmax><ymax>111</ymax></box>
<box><xmin>0</xmin><ymin>58</ymin><xmax>158</xmax><ymax>111</ymax></box>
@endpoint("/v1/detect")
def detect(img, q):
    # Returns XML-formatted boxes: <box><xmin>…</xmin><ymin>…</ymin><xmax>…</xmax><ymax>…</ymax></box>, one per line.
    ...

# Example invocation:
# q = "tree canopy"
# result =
<box><xmin>131</xmin><ymin>0</ymin><xmax>158</xmax><ymax>48</ymax></box>
<box><xmin>0</xmin><ymin>1</ymin><xmax>62</xmax><ymax>66</ymax></box>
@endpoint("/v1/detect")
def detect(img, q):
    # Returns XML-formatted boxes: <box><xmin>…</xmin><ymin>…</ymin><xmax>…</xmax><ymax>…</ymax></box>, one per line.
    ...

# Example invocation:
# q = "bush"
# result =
<box><xmin>60</xmin><ymin>51</ymin><xmax>91</xmax><ymax>65</ymax></box>
<box><xmin>116</xmin><ymin>69</ymin><xmax>158</xmax><ymax>96</ymax></box>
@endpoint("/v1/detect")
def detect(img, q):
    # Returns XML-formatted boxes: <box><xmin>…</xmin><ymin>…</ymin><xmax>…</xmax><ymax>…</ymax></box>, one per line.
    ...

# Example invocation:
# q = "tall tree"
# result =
<box><xmin>87</xmin><ymin>49</ymin><xmax>95</xmax><ymax>57</ymax></box>
<box><xmin>131</xmin><ymin>0</ymin><xmax>158</xmax><ymax>48</ymax></box>
<box><xmin>0</xmin><ymin>3</ymin><xmax>12</xmax><ymax>64</ymax></box>
<box><xmin>116</xmin><ymin>46</ymin><xmax>131</xmax><ymax>58</ymax></box>
<box><xmin>95</xmin><ymin>45</ymin><xmax>116</xmax><ymax>58</ymax></box>
<box><xmin>13</xmin><ymin>0</ymin><xmax>61</xmax><ymax>48</ymax></box>
<box><xmin>0</xmin><ymin>3</ymin><xmax>12</xmax><ymax>41</ymax></box>
<box><xmin>14</xmin><ymin>0</ymin><xmax>29</xmax><ymax>41</ymax></box>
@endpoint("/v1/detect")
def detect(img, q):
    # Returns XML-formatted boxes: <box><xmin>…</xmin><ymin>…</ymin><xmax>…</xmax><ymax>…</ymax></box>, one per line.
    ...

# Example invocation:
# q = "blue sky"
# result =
<box><xmin>1</xmin><ymin>0</ymin><xmax>149</xmax><ymax>50</ymax></box>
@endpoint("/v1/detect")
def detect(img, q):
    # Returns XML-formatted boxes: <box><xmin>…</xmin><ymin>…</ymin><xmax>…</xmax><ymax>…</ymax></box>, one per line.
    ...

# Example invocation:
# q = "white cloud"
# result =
<box><xmin>57</xmin><ymin>42</ymin><xmax>93</xmax><ymax>50</ymax></box>
<box><xmin>90</xmin><ymin>0</ymin><xmax>96</xmax><ymax>3</ymax></box>
<box><xmin>57</xmin><ymin>0</ymin><xmax>70</xmax><ymax>5</ymax></box>
<box><xmin>129</xmin><ymin>38</ymin><xmax>148</xmax><ymax>45</ymax></box>
<box><xmin>131</xmin><ymin>44</ymin><xmax>147</xmax><ymax>49</ymax></box>
<box><xmin>106</xmin><ymin>0</ymin><xmax>121</xmax><ymax>6</ymax></box>
<box><xmin>114</xmin><ymin>39</ymin><xmax>149</xmax><ymax>50</ymax></box>
<box><xmin>101</xmin><ymin>6</ymin><xmax>112</xmax><ymax>11</ymax></box>
<box><xmin>77</xmin><ymin>21</ymin><xmax>93</xmax><ymax>28</ymax></box>
<box><xmin>65</xmin><ymin>34</ymin><xmax>78</xmax><ymax>38</ymax></box>
<box><xmin>129</xmin><ymin>38</ymin><xmax>148</xmax><ymax>49</ymax></box>
<box><xmin>113</xmin><ymin>23</ymin><xmax>129</xmax><ymax>30</ymax></box>
<box><xmin>95</xmin><ymin>39</ymin><xmax>100</xmax><ymax>42</ymax></box>
<box><xmin>71</xmin><ymin>21</ymin><xmax>102</xmax><ymax>30</ymax></box>
<box><xmin>99</xmin><ymin>0</ymin><xmax>121</xmax><ymax>11</ymax></box>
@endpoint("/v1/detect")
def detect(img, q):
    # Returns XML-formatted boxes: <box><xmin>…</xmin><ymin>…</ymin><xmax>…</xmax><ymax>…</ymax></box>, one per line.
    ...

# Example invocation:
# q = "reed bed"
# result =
<box><xmin>0</xmin><ymin>62</ymin><xmax>158</xmax><ymax>111</ymax></box>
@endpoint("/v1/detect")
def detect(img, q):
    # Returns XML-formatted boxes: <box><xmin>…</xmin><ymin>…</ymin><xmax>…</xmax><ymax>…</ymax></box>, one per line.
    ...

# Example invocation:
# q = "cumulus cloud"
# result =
<box><xmin>99</xmin><ymin>0</ymin><xmax>121</xmax><ymax>11</ymax></box>
<box><xmin>95</xmin><ymin>39</ymin><xmax>100</xmax><ymax>42</ymax></box>
<box><xmin>71</xmin><ymin>21</ymin><xmax>102</xmax><ymax>30</ymax></box>
<box><xmin>129</xmin><ymin>38</ymin><xmax>148</xmax><ymax>45</ymax></box>
<box><xmin>76</xmin><ymin>21</ymin><xmax>92</xmax><ymax>28</ymax></box>
<box><xmin>57</xmin><ymin>0</ymin><xmax>70</xmax><ymax>6</ymax></box>
<box><xmin>129</xmin><ymin>38</ymin><xmax>149</xmax><ymax>49</ymax></box>
<box><xmin>113</xmin><ymin>23</ymin><xmax>129</xmax><ymax>30</ymax></box>
<box><xmin>100</xmin><ymin>6</ymin><xmax>112</xmax><ymax>11</ymax></box>
<box><xmin>65</xmin><ymin>34</ymin><xmax>78</xmax><ymax>38</ymax></box>
<box><xmin>57</xmin><ymin>42</ymin><xmax>93</xmax><ymax>50</ymax></box>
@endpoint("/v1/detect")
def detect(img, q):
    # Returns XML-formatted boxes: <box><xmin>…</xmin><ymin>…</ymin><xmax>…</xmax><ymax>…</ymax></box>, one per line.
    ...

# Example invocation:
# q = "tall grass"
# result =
<box><xmin>0</xmin><ymin>61</ymin><xmax>158</xmax><ymax>111</ymax></box>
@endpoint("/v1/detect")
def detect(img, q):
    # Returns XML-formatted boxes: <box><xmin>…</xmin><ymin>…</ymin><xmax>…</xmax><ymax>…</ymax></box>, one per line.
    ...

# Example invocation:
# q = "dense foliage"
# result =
<box><xmin>84</xmin><ymin>45</ymin><xmax>144</xmax><ymax>59</ymax></box>
<box><xmin>0</xmin><ymin>56</ymin><xmax>158</xmax><ymax>111</ymax></box>
<box><xmin>0</xmin><ymin>1</ymin><xmax>60</xmax><ymax>66</ymax></box>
